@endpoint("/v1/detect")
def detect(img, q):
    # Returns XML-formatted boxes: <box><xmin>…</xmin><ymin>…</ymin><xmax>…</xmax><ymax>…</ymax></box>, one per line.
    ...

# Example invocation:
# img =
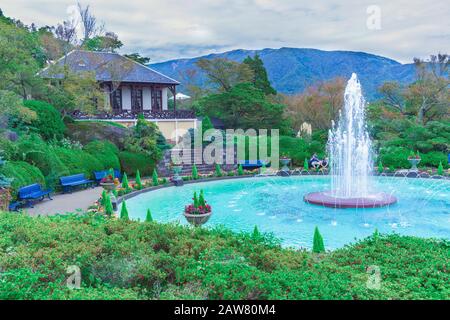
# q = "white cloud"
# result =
<box><xmin>1</xmin><ymin>0</ymin><xmax>448</xmax><ymax>63</ymax></box>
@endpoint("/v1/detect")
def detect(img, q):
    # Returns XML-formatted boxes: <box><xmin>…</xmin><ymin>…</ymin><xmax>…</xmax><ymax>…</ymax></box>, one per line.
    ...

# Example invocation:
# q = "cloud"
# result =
<box><xmin>1</xmin><ymin>0</ymin><xmax>448</xmax><ymax>63</ymax></box>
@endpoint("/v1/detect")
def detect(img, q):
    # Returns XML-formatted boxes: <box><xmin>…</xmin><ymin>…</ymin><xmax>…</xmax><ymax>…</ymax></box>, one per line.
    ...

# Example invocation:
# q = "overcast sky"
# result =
<box><xmin>1</xmin><ymin>0</ymin><xmax>449</xmax><ymax>63</ymax></box>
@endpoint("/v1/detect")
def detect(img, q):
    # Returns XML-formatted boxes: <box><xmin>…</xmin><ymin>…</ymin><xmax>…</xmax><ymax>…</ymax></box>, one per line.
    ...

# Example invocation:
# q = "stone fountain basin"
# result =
<box><xmin>304</xmin><ymin>191</ymin><xmax>397</xmax><ymax>208</ymax></box>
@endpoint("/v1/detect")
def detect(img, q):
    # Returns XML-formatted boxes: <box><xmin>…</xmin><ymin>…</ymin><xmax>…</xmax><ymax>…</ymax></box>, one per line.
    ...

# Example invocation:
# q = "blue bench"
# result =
<box><xmin>18</xmin><ymin>183</ymin><xmax>52</xmax><ymax>207</ymax></box>
<box><xmin>239</xmin><ymin>160</ymin><xmax>268</xmax><ymax>170</ymax></box>
<box><xmin>60</xmin><ymin>174</ymin><xmax>94</xmax><ymax>193</ymax></box>
<box><xmin>93</xmin><ymin>169</ymin><xmax>122</xmax><ymax>185</ymax></box>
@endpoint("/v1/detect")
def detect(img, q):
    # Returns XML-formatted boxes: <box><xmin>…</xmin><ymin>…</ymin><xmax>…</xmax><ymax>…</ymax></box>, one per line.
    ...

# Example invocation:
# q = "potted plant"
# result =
<box><xmin>184</xmin><ymin>190</ymin><xmax>212</xmax><ymax>226</ymax></box>
<box><xmin>407</xmin><ymin>152</ymin><xmax>421</xmax><ymax>172</ymax></box>
<box><xmin>100</xmin><ymin>169</ymin><xmax>120</xmax><ymax>191</ymax></box>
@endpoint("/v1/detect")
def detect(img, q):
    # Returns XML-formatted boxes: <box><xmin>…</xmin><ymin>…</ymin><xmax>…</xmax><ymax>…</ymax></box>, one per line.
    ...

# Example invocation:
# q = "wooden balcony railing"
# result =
<box><xmin>71</xmin><ymin>110</ymin><xmax>196</xmax><ymax>120</ymax></box>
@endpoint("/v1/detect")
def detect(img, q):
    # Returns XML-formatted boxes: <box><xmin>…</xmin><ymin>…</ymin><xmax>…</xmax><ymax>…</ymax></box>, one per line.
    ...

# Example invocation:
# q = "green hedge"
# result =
<box><xmin>379</xmin><ymin>147</ymin><xmax>448</xmax><ymax>169</ymax></box>
<box><xmin>118</xmin><ymin>151</ymin><xmax>155</xmax><ymax>177</ymax></box>
<box><xmin>23</xmin><ymin>100</ymin><xmax>66</xmax><ymax>140</ymax></box>
<box><xmin>84</xmin><ymin>140</ymin><xmax>120</xmax><ymax>170</ymax></box>
<box><xmin>0</xmin><ymin>161</ymin><xmax>45</xmax><ymax>197</ymax></box>
<box><xmin>52</xmin><ymin>147</ymin><xmax>103</xmax><ymax>178</ymax></box>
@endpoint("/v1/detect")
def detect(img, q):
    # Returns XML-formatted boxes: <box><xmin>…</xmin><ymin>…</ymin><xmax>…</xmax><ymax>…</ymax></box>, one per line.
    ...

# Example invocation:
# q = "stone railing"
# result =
<box><xmin>71</xmin><ymin>109</ymin><xmax>196</xmax><ymax>120</ymax></box>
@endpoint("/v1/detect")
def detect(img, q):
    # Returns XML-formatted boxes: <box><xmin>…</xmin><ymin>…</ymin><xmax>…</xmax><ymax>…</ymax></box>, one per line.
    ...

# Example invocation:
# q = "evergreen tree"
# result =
<box><xmin>238</xmin><ymin>164</ymin><xmax>244</xmax><ymax>176</ymax></box>
<box><xmin>243</xmin><ymin>54</ymin><xmax>277</xmax><ymax>95</ymax></box>
<box><xmin>104</xmin><ymin>194</ymin><xmax>114</xmax><ymax>216</ymax></box>
<box><xmin>201</xmin><ymin>116</ymin><xmax>214</xmax><ymax>133</ymax></box>
<box><xmin>145</xmin><ymin>209</ymin><xmax>153</xmax><ymax>222</ymax></box>
<box><xmin>192</xmin><ymin>164</ymin><xmax>199</xmax><ymax>180</ymax></box>
<box><xmin>199</xmin><ymin>190</ymin><xmax>206</xmax><ymax>207</ymax></box>
<box><xmin>152</xmin><ymin>169</ymin><xmax>159</xmax><ymax>186</ymax></box>
<box><xmin>252</xmin><ymin>225</ymin><xmax>261</xmax><ymax>238</ymax></box>
<box><xmin>135</xmin><ymin>169</ymin><xmax>142</xmax><ymax>189</ymax></box>
<box><xmin>193</xmin><ymin>191</ymin><xmax>199</xmax><ymax>208</ymax></box>
<box><xmin>122</xmin><ymin>172</ymin><xmax>130</xmax><ymax>191</ymax></box>
<box><xmin>100</xmin><ymin>190</ymin><xmax>107</xmax><ymax>206</ymax></box>
<box><xmin>437</xmin><ymin>161</ymin><xmax>444</xmax><ymax>175</ymax></box>
<box><xmin>120</xmin><ymin>201</ymin><xmax>129</xmax><ymax>220</ymax></box>
<box><xmin>215</xmin><ymin>163</ymin><xmax>222</xmax><ymax>177</ymax></box>
<box><xmin>312</xmin><ymin>227</ymin><xmax>325</xmax><ymax>253</ymax></box>
<box><xmin>304</xmin><ymin>158</ymin><xmax>309</xmax><ymax>170</ymax></box>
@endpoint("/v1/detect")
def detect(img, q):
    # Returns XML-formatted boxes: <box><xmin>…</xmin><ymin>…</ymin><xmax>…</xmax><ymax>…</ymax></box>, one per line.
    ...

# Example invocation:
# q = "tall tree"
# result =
<box><xmin>409</xmin><ymin>54</ymin><xmax>449</xmax><ymax>124</ymax></box>
<box><xmin>78</xmin><ymin>2</ymin><xmax>104</xmax><ymax>42</ymax></box>
<box><xmin>83</xmin><ymin>32</ymin><xmax>123</xmax><ymax>52</ymax></box>
<box><xmin>196</xmin><ymin>58</ymin><xmax>253</xmax><ymax>92</ymax></box>
<box><xmin>243</xmin><ymin>54</ymin><xmax>276</xmax><ymax>95</ymax></box>
<box><xmin>124</xmin><ymin>53</ymin><xmax>150</xmax><ymax>64</ymax></box>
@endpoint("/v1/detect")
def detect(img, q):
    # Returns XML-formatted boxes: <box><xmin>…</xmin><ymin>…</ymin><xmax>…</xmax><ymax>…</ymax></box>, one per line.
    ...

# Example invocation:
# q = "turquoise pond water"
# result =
<box><xmin>123</xmin><ymin>176</ymin><xmax>450</xmax><ymax>249</ymax></box>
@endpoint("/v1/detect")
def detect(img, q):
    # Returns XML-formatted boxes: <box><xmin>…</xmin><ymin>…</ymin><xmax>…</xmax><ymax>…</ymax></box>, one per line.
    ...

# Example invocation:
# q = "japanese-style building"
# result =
<box><xmin>40</xmin><ymin>50</ymin><xmax>197</xmax><ymax>142</ymax></box>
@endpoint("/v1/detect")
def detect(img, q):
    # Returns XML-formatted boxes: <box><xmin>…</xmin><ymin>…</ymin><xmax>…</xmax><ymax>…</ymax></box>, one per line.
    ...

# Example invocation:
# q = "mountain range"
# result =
<box><xmin>149</xmin><ymin>47</ymin><xmax>417</xmax><ymax>100</ymax></box>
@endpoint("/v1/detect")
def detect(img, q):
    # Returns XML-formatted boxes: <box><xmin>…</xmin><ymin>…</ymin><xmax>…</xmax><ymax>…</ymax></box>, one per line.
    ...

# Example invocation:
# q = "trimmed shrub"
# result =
<box><xmin>313</xmin><ymin>227</ymin><xmax>325</xmax><ymax>253</ymax></box>
<box><xmin>152</xmin><ymin>169</ymin><xmax>158</xmax><ymax>186</ymax></box>
<box><xmin>145</xmin><ymin>209</ymin><xmax>153</xmax><ymax>222</ymax></box>
<box><xmin>52</xmin><ymin>147</ymin><xmax>102</xmax><ymax>178</ymax></box>
<box><xmin>379</xmin><ymin>147</ymin><xmax>410</xmax><ymax>169</ymax></box>
<box><xmin>120</xmin><ymin>201</ymin><xmax>129</xmax><ymax>220</ymax></box>
<box><xmin>135</xmin><ymin>170</ymin><xmax>142</xmax><ymax>190</ymax></box>
<box><xmin>437</xmin><ymin>162</ymin><xmax>444</xmax><ymax>175</ymax></box>
<box><xmin>84</xmin><ymin>140</ymin><xmax>120</xmax><ymax>170</ymax></box>
<box><xmin>192</xmin><ymin>164</ymin><xmax>199</xmax><ymax>180</ymax></box>
<box><xmin>118</xmin><ymin>151</ymin><xmax>155</xmax><ymax>177</ymax></box>
<box><xmin>420</xmin><ymin>151</ymin><xmax>448</xmax><ymax>168</ymax></box>
<box><xmin>23</xmin><ymin>100</ymin><xmax>66</xmax><ymax>140</ymax></box>
<box><xmin>0</xmin><ymin>161</ymin><xmax>45</xmax><ymax>197</ymax></box>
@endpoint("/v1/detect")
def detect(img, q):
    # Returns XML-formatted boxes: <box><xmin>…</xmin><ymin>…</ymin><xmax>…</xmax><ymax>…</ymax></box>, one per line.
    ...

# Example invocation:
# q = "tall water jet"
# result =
<box><xmin>304</xmin><ymin>73</ymin><xmax>397</xmax><ymax>208</ymax></box>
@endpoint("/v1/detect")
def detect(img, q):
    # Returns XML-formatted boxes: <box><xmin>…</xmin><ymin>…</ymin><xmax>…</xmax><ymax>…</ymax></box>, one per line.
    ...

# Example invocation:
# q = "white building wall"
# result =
<box><xmin>121</xmin><ymin>86</ymin><xmax>131</xmax><ymax>110</ymax></box>
<box><xmin>162</xmin><ymin>87</ymin><xmax>168</xmax><ymax>110</ymax></box>
<box><xmin>143</xmin><ymin>87</ymin><xmax>152</xmax><ymax>110</ymax></box>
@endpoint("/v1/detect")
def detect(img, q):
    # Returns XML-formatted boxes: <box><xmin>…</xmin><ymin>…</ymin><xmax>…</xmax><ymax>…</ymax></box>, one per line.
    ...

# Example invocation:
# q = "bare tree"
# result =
<box><xmin>78</xmin><ymin>2</ymin><xmax>104</xmax><ymax>43</ymax></box>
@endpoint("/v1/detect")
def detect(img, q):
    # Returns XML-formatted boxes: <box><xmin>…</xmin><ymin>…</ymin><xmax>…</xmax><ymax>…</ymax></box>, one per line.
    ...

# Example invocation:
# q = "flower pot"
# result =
<box><xmin>184</xmin><ymin>211</ymin><xmax>212</xmax><ymax>226</ymax></box>
<box><xmin>100</xmin><ymin>182</ymin><xmax>117</xmax><ymax>192</ymax></box>
<box><xmin>408</xmin><ymin>158</ymin><xmax>421</xmax><ymax>172</ymax></box>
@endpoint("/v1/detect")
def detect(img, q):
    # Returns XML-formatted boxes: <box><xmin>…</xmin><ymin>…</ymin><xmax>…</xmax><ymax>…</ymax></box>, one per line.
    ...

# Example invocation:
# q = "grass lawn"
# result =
<box><xmin>0</xmin><ymin>212</ymin><xmax>448</xmax><ymax>300</ymax></box>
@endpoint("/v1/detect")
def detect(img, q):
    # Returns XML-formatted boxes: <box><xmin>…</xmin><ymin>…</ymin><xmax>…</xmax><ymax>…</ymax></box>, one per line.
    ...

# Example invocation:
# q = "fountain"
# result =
<box><xmin>304</xmin><ymin>73</ymin><xmax>397</xmax><ymax>208</ymax></box>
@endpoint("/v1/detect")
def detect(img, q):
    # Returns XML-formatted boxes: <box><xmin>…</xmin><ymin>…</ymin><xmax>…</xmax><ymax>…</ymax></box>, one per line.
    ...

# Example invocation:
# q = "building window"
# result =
<box><xmin>152</xmin><ymin>88</ymin><xmax>162</xmax><ymax>111</ymax></box>
<box><xmin>112</xmin><ymin>89</ymin><xmax>122</xmax><ymax>112</ymax></box>
<box><xmin>131</xmin><ymin>87</ymin><xmax>143</xmax><ymax>112</ymax></box>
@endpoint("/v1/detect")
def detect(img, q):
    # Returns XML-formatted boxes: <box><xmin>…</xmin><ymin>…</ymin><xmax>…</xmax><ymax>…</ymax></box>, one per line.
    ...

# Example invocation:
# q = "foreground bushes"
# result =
<box><xmin>0</xmin><ymin>212</ymin><xmax>448</xmax><ymax>300</ymax></box>
<box><xmin>22</xmin><ymin>100</ymin><xmax>66</xmax><ymax>140</ymax></box>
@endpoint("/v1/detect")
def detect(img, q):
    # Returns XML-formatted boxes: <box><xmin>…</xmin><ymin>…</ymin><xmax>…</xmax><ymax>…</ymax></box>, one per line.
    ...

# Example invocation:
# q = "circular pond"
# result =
<box><xmin>124</xmin><ymin>176</ymin><xmax>450</xmax><ymax>249</ymax></box>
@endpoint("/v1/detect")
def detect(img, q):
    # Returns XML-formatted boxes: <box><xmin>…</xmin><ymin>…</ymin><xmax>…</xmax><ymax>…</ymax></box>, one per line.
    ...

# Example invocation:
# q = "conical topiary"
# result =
<box><xmin>437</xmin><ymin>161</ymin><xmax>444</xmax><ymax>176</ymax></box>
<box><xmin>252</xmin><ymin>225</ymin><xmax>261</xmax><ymax>238</ymax></box>
<box><xmin>104</xmin><ymin>194</ymin><xmax>114</xmax><ymax>216</ymax></box>
<box><xmin>152</xmin><ymin>169</ymin><xmax>159</xmax><ymax>186</ymax></box>
<box><xmin>122</xmin><ymin>173</ymin><xmax>130</xmax><ymax>191</ymax></box>
<box><xmin>135</xmin><ymin>169</ymin><xmax>142</xmax><ymax>190</ymax></box>
<box><xmin>199</xmin><ymin>190</ymin><xmax>206</xmax><ymax>207</ymax></box>
<box><xmin>145</xmin><ymin>209</ymin><xmax>153</xmax><ymax>222</ymax></box>
<box><xmin>120</xmin><ymin>201</ymin><xmax>129</xmax><ymax>220</ymax></box>
<box><xmin>100</xmin><ymin>190</ymin><xmax>107</xmax><ymax>206</ymax></box>
<box><xmin>192</xmin><ymin>164</ymin><xmax>199</xmax><ymax>180</ymax></box>
<box><xmin>237</xmin><ymin>164</ymin><xmax>244</xmax><ymax>176</ymax></box>
<box><xmin>215</xmin><ymin>163</ymin><xmax>222</xmax><ymax>177</ymax></box>
<box><xmin>312</xmin><ymin>226</ymin><xmax>325</xmax><ymax>253</ymax></box>
<box><xmin>304</xmin><ymin>158</ymin><xmax>309</xmax><ymax>171</ymax></box>
<box><xmin>193</xmin><ymin>191</ymin><xmax>199</xmax><ymax>208</ymax></box>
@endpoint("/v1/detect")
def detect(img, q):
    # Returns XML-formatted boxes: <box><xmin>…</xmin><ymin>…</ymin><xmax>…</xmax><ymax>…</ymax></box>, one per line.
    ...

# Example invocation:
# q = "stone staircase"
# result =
<box><xmin>157</xmin><ymin>148</ymin><xmax>237</xmax><ymax>177</ymax></box>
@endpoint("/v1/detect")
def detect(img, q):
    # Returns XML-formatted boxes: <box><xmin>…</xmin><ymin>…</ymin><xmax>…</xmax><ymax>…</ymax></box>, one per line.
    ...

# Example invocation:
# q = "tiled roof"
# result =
<box><xmin>40</xmin><ymin>50</ymin><xmax>179</xmax><ymax>85</ymax></box>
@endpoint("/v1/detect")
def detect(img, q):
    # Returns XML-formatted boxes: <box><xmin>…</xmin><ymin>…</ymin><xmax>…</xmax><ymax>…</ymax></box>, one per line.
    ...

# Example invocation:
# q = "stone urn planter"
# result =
<box><xmin>408</xmin><ymin>158</ymin><xmax>421</xmax><ymax>172</ymax></box>
<box><xmin>100</xmin><ymin>182</ymin><xmax>117</xmax><ymax>192</ymax></box>
<box><xmin>184</xmin><ymin>211</ymin><xmax>212</xmax><ymax>226</ymax></box>
<box><xmin>280</xmin><ymin>158</ymin><xmax>291</xmax><ymax>172</ymax></box>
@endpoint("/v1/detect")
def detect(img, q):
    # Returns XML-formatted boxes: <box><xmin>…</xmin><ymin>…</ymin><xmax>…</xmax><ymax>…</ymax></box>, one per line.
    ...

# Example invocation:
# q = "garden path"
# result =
<box><xmin>25</xmin><ymin>187</ymin><xmax>103</xmax><ymax>216</ymax></box>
